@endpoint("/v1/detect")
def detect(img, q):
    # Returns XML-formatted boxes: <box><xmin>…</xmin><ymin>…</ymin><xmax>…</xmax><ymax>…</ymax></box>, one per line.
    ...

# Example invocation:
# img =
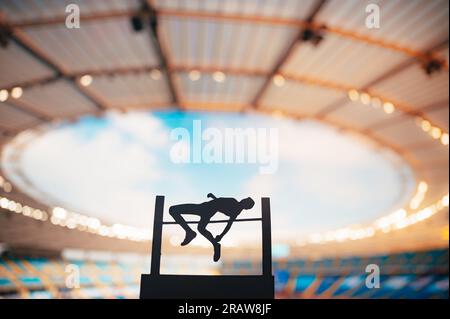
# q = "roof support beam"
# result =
<box><xmin>1</xmin><ymin>75</ymin><xmax>60</xmax><ymax>93</ymax></box>
<box><xmin>2</xmin><ymin>65</ymin><xmax>266</xmax><ymax>92</ymax></box>
<box><xmin>317</xmin><ymin>38</ymin><xmax>449</xmax><ymax>118</ymax></box>
<box><xmin>250</xmin><ymin>0</ymin><xmax>328</xmax><ymax>110</ymax></box>
<box><xmin>3</xmin><ymin>99</ymin><xmax>51</xmax><ymax>122</ymax></box>
<box><xmin>0</xmin><ymin>125</ymin><xmax>13</xmax><ymax>136</ymax></box>
<box><xmin>7</xmin><ymin>7</ymin><xmax>446</xmax><ymax>63</ymax></box>
<box><xmin>8</xmin><ymin>29</ymin><xmax>110</xmax><ymax>112</ymax></box>
<box><xmin>419</xmin><ymin>100</ymin><xmax>449</xmax><ymax>113</ymax></box>
<box><xmin>365</xmin><ymin>38</ymin><xmax>449</xmax><ymax>89</ymax></box>
<box><xmin>367</xmin><ymin>99</ymin><xmax>449</xmax><ymax>132</ymax></box>
<box><xmin>142</xmin><ymin>1</ymin><xmax>181</xmax><ymax>108</ymax></box>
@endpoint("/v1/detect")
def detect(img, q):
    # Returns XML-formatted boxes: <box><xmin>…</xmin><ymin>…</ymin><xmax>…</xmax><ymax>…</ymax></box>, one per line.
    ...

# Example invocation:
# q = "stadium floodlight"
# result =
<box><xmin>130</xmin><ymin>2</ymin><xmax>158</xmax><ymax>39</ymax></box>
<box><xmin>422</xmin><ymin>56</ymin><xmax>444</xmax><ymax>76</ymax></box>
<box><xmin>300</xmin><ymin>24</ymin><xmax>327</xmax><ymax>46</ymax></box>
<box><xmin>213</xmin><ymin>71</ymin><xmax>226</xmax><ymax>83</ymax></box>
<box><xmin>79</xmin><ymin>74</ymin><xmax>93</xmax><ymax>87</ymax></box>
<box><xmin>150</xmin><ymin>69</ymin><xmax>162</xmax><ymax>80</ymax></box>
<box><xmin>383</xmin><ymin>102</ymin><xmax>395</xmax><ymax>114</ymax></box>
<box><xmin>11</xmin><ymin>86</ymin><xmax>23</xmax><ymax>99</ymax></box>
<box><xmin>189</xmin><ymin>70</ymin><xmax>201</xmax><ymax>81</ymax></box>
<box><xmin>0</xmin><ymin>89</ymin><xmax>8</xmax><ymax>102</ymax></box>
<box><xmin>273</xmin><ymin>74</ymin><xmax>285</xmax><ymax>87</ymax></box>
<box><xmin>130</xmin><ymin>15</ymin><xmax>144</xmax><ymax>32</ymax></box>
<box><xmin>441</xmin><ymin>133</ymin><xmax>449</xmax><ymax>146</ymax></box>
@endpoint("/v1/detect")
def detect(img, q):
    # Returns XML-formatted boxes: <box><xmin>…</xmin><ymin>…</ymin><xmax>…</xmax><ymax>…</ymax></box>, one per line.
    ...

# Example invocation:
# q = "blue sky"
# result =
<box><xmin>15</xmin><ymin>110</ymin><xmax>414</xmax><ymax>244</ymax></box>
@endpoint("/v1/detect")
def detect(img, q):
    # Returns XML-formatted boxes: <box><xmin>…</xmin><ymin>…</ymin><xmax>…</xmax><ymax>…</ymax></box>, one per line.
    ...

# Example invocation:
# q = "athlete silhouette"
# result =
<box><xmin>169</xmin><ymin>194</ymin><xmax>255</xmax><ymax>262</ymax></box>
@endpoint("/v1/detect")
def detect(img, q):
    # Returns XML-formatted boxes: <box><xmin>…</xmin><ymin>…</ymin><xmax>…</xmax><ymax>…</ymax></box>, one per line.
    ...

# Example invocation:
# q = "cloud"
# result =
<box><xmin>107</xmin><ymin>111</ymin><xmax>169</xmax><ymax>148</ymax></box>
<box><xmin>20</xmin><ymin>113</ymin><xmax>166</xmax><ymax>228</ymax></box>
<box><xmin>244</xmin><ymin>174</ymin><xmax>279</xmax><ymax>198</ymax></box>
<box><xmin>10</xmin><ymin>112</ymin><xmax>413</xmax><ymax>241</ymax></box>
<box><xmin>243</xmin><ymin>120</ymin><xmax>410</xmax><ymax>235</ymax></box>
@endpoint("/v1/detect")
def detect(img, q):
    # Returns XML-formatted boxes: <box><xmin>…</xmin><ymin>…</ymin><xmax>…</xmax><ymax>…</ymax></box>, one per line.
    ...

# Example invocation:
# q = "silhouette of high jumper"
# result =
<box><xmin>169</xmin><ymin>194</ymin><xmax>255</xmax><ymax>262</ymax></box>
<box><xmin>140</xmin><ymin>195</ymin><xmax>274</xmax><ymax>298</ymax></box>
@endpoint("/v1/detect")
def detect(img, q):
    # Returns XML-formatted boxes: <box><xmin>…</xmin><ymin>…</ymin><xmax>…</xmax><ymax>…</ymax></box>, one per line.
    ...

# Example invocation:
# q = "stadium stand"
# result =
<box><xmin>221</xmin><ymin>248</ymin><xmax>449</xmax><ymax>299</ymax></box>
<box><xmin>1</xmin><ymin>248</ymin><xmax>447</xmax><ymax>299</ymax></box>
<box><xmin>0</xmin><ymin>255</ymin><xmax>141</xmax><ymax>299</ymax></box>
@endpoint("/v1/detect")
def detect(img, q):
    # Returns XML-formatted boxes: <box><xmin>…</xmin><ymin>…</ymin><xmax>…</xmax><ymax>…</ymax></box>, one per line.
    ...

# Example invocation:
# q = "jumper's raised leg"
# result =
<box><xmin>169</xmin><ymin>204</ymin><xmax>197</xmax><ymax>246</ymax></box>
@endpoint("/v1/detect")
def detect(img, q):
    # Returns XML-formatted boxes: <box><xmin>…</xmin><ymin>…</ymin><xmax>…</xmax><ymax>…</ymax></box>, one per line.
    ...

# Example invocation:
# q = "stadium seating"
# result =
<box><xmin>0</xmin><ymin>256</ymin><xmax>142</xmax><ymax>299</ymax></box>
<box><xmin>0</xmin><ymin>248</ymin><xmax>448</xmax><ymax>299</ymax></box>
<box><xmin>221</xmin><ymin>248</ymin><xmax>449</xmax><ymax>299</ymax></box>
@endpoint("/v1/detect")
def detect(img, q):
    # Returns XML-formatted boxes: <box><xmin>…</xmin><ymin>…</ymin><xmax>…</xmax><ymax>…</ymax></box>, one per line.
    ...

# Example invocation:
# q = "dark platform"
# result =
<box><xmin>140</xmin><ymin>274</ymin><xmax>275</xmax><ymax>299</ymax></box>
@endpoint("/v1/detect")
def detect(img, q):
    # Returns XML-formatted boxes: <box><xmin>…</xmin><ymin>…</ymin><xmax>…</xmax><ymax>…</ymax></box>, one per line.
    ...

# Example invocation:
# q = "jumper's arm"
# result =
<box><xmin>207</xmin><ymin>193</ymin><xmax>217</xmax><ymax>200</ymax></box>
<box><xmin>215</xmin><ymin>216</ymin><xmax>236</xmax><ymax>242</ymax></box>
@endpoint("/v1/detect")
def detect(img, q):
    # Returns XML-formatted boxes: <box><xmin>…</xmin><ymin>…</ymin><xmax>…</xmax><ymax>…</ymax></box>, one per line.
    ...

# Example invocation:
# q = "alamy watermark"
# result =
<box><xmin>365</xmin><ymin>264</ymin><xmax>380</xmax><ymax>289</ymax></box>
<box><xmin>169</xmin><ymin>120</ymin><xmax>279</xmax><ymax>175</ymax></box>
<box><xmin>65</xmin><ymin>264</ymin><xmax>80</xmax><ymax>289</ymax></box>
<box><xmin>64</xmin><ymin>3</ymin><xmax>381</xmax><ymax>30</ymax></box>
<box><xmin>366</xmin><ymin>4</ymin><xmax>381</xmax><ymax>29</ymax></box>
<box><xmin>65</xmin><ymin>4</ymin><xmax>80</xmax><ymax>29</ymax></box>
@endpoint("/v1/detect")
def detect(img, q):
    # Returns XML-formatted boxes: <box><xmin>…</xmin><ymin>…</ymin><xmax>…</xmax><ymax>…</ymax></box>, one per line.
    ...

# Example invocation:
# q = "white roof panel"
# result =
<box><xmin>175</xmin><ymin>72</ymin><xmax>265</xmax><ymax>107</ymax></box>
<box><xmin>0</xmin><ymin>0</ymin><xmax>139</xmax><ymax>23</ymax></box>
<box><xmin>424</xmin><ymin>107</ymin><xmax>449</xmax><ymax>131</ymax></box>
<box><xmin>87</xmin><ymin>73</ymin><xmax>172</xmax><ymax>110</ymax></box>
<box><xmin>283</xmin><ymin>34</ymin><xmax>407</xmax><ymax>88</ymax></box>
<box><xmin>372</xmin><ymin>117</ymin><xmax>438</xmax><ymax>148</ymax></box>
<box><xmin>260</xmin><ymin>81</ymin><xmax>344</xmax><ymax>116</ymax></box>
<box><xmin>23</xmin><ymin>18</ymin><xmax>159</xmax><ymax>73</ymax></box>
<box><xmin>18</xmin><ymin>79</ymin><xmax>97</xmax><ymax>118</ymax></box>
<box><xmin>160</xmin><ymin>16</ymin><xmax>298</xmax><ymax>72</ymax></box>
<box><xmin>371</xmin><ymin>64</ymin><xmax>449</xmax><ymax>110</ymax></box>
<box><xmin>0</xmin><ymin>102</ymin><xmax>40</xmax><ymax>131</ymax></box>
<box><xmin>155</xmin><ymin>0</ymin><xmax>317</xmax><ymax>20</ymax></box>
<box><xmin>316</xmin><ymin>0</ymin><xmax>449</xmax><ymax>52</ymax></box>
<box><xmin>325</xmin><ymin>101</ymin><xmax>400</xmax><ymax>130</ymax></box>
<box><xmin>0</xmin><ymin>41</ymin><xmax>54</xmax><ymax>87</ymax></box>
<box><xmin>407</xmin><ymin>143</ymin><xmax>449</xmax><ymax>165</ymax></box>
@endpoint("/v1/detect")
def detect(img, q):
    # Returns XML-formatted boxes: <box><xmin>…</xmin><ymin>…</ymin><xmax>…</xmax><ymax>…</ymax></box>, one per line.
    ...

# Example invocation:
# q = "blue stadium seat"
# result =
<box><xmin>332</xmin><ymin>275</ymin><xmax>364</xmax><ymax>297</ymax></box>
<box><xmin>370</xmin><ymin>275</ymin><xmax>414</xmax><ymax>298</ymax></box>
<box><xmin>26</xmin><ymin>258</ymin><xmax>49</xmax><ymax>271</ymax></box>
<box><xmin>295</xmin><ymin>275</ymin><xmax>316</xmax><ymax>294</ymax></box>
<box><xmin>414</xmin><ymin>275</ymin><xmax>449</xmax><ymax>299</ymax></box>
<box><xmin>274</xmin><ymin>269</ymin><xmax>290</xmax><ymax>292</ymax></box>
<box><xmin>390</xmin><ymin>275</ymin><xmax>433</xmax><ymax>299</ymax></box>
<box><xmin>0</xmin><ymin>277</ymin><xmax>13</xmax><ymax>288</ymax></box>
<box><xmin>315</xmin><ymin>275</ymin><xmax>340</xmax><ymax>295</ymax></box>
<box><xmin>19</xmin><ymin>276</ymin><xmax>42</xmax><ymax>287</ymax></box>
